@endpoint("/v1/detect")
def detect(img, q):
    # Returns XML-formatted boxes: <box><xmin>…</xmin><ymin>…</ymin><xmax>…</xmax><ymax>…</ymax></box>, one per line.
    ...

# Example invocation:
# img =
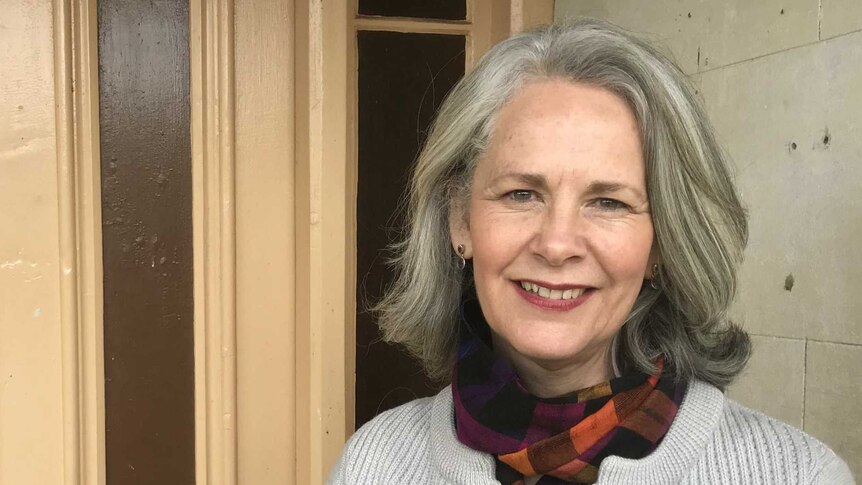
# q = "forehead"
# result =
<box><xmin>479</xmin><ymin>79</ymin><xmax>645</xmax><ymax>184</ymax></box>
<box><xmin>498</xmin><ymin>79</ymin><xmax>636</xmax><ymax>126</ymax></box>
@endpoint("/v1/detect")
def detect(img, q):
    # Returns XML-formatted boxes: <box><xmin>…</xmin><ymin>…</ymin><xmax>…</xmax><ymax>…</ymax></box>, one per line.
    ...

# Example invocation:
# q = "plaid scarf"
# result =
<box><xmin>452</xmin><ymin>299</ymin><xmax>686</xmax><ymax>484</ymax></box>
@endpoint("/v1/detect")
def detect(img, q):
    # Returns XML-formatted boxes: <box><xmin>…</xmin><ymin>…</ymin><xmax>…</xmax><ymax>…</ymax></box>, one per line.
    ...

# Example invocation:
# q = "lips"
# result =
<box><xmin>514</xmin><ymin>280</ymin><xmax>596</xmax><ymax>311</ymax></box>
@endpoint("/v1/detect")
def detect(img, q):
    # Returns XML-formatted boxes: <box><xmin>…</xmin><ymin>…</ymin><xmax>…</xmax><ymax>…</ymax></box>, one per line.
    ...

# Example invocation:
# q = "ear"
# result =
<box><xmin>448</xmin><ymin>196</ymin><xmax>473</xmax><ymax>259</ymax></box>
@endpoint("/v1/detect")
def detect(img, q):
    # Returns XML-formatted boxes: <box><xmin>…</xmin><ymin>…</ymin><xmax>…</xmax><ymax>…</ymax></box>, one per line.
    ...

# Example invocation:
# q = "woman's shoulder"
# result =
<box><xmin>351</xmin><ymin>391</ymin><xmax>439</xmax><ymax>448</ymax></box>
<box><xmin>326</xmin><ymin>388</ymin><xmax>446</xmax><ymax>484</ymax></box>
<box><xmin>714</xmin><ymin>396</ymin><xmax>855</xmax><ymax>484</ymax></box>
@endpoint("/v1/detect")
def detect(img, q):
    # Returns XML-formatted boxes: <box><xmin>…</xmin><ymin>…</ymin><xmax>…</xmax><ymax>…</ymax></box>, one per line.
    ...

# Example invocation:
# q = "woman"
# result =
<box><xmin>329</xmin><ymin>20</ymin><xmax>854</xmax><ymax>484</ymax></box>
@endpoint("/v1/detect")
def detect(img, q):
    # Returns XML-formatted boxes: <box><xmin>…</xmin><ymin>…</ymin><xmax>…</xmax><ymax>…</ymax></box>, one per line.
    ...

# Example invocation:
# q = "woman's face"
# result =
<box><xmin>451</xmin><ymin>79</ymin><xmax>655</xmax><ymax>384</ymax></box>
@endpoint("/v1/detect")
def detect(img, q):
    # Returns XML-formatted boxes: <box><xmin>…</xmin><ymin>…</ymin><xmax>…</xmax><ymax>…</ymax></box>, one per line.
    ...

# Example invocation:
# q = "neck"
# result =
<box><xmin>492</xmin><ymin>337</ymin><xmax>616</xmax><ymax>398</ymax></box>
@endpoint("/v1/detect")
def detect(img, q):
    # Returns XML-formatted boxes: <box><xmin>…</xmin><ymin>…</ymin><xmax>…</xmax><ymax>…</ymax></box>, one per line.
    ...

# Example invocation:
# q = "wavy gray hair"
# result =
<box><xmin>373</xmin><ymin>19</ymin><xmax>750</xmax><ymax>389</ymax></box>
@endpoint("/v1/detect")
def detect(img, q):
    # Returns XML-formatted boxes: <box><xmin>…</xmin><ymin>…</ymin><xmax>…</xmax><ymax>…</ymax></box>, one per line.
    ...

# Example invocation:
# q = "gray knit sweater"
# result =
<box><xmin>328</xmin><ymin>380</ymin><xmax>854</xmax><ymax>484</ymax></box>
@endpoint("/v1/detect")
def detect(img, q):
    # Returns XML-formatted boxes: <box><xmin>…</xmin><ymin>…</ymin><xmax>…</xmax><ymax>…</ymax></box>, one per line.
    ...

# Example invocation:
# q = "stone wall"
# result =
<box><xmin>555</xmin><ymin>1</ymin><xmax>862</xmax><ymax>477</ymax></box>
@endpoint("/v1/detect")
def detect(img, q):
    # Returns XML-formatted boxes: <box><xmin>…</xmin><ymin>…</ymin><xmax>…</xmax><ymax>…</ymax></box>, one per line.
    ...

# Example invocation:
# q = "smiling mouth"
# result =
<box><xmin>518</xmin><ymin>281</ymin><xmax>592</xmax><ymax>300</ymax></box>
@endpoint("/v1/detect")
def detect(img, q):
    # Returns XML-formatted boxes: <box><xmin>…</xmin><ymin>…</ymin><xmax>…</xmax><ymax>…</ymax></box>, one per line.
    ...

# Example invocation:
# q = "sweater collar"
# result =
<box><xmin>430</xmin><ymin>380</ymin><xmax>725</xmax><ymax>484</ymax></box>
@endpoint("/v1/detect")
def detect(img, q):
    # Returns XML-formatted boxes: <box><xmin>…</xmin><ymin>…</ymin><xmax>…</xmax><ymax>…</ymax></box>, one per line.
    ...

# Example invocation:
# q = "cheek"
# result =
<box><xmin>470</xmin><ymin>212</ymin><xmax>534</xmax><ymax>273</ymax></box>
<box><xmin>472</xmin><ymin>228</ymin><xmax>514</xmax><ymax>276</ymax></box>
<box><xmin>594</xmin><ymin>224</ymin><xmax>654</xmax><ymax>278</ymax></box>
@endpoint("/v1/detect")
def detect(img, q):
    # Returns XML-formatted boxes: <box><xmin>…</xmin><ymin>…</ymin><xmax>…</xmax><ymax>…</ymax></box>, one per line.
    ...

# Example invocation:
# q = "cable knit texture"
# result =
<box><xmin>328</xmin><ymin>380</ymin><xmax>855</xmax><ymax>484</ymax></box>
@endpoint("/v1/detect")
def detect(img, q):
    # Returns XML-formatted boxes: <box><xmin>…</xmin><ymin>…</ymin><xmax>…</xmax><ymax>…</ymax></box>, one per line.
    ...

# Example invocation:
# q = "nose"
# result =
<box><xmin>530</xmin><ymin>202</ymin><xmax>588</xmax><ymax>266</ymax></box>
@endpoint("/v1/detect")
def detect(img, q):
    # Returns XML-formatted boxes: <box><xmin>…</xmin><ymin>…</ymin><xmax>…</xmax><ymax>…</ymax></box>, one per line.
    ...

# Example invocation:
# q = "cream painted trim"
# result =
<box><xmin>509</xmin><ymin>0</ymin><xmax>555</xmax><ymax>34</ymax></box>
<box><xmin>353</xmin><ymin>1</ymin><xmax>519</xmax><ymax>70</ymax></box>
<box><xmin>190</xmin><ymin>0</ymin><xmax>238</xmax><ymax>483</ymax></box>
<box><xmin>353</xmin><ymin>17</ymin><xmax>472</xmax><ymax>34</ymax></box>
<box><xmin>471</xmin><ymin>0</ymin><xmax>495</xmax><ymax>67</ymax></box>
<box><xmin>232</xmin><ymin>0</ymin><xmax>296</xmax><ymax>482</ymax></box>
<box><xmin>295</xmin><ymin>0</ymin><xmax>352</xmax><ymax>482</ymax></box>
<box><xmin>510</xmin><ymin>0</ymin><xmax>526</xmax><ymax>32</ymax></box>
<box><xmin>346</xmin><ymin>0</ymin><xmax>360</xmax><ymax>441</ymax></box>
<box><xmin>54</xmin><ymin>0</ymin><xmax>106</xmax><ymax>484</ymax></box>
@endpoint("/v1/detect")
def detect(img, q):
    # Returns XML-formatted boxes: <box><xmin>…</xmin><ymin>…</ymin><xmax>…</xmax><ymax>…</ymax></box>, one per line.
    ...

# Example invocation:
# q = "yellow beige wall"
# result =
<box><xmin>2</xmin><ymin>0</ymin><xmax>104</xmax><ymax>482</ymax></box>
<box><xmin>0</xmin><ymin>0</ymin><xmax>98</xmax><ymax>483</ymax></box>
<box><xmin>556</xmin><ymin>0</ymin><xmax>862</xmax><ymax>478</ymax></box>
<box><xmin>0</xmin><ymin>0</ymin><xmax>63</xmax><ymax>483</ymax></box>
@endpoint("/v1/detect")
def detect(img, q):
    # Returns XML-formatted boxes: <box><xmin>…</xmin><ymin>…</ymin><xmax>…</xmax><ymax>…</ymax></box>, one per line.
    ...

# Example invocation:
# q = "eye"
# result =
<box><xmin>507</xmin><ymin>190</ymin><xmax>536</xmax><ymax>203</ymax></box>
<box><xmin>594</xmin><ymin>198</ymin><xmax>630</xmax><ymax>210</ymax></box>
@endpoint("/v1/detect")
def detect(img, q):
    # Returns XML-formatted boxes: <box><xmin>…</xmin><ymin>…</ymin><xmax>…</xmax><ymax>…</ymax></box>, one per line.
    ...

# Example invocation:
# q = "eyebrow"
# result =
<box><xmin>492</xmin><ymin>172</ymin><xmax>549</xmax><ymax>190</ymax></box>
<box><xmin>491</xmin><ymin>172</ymin><xmax>646</xmax><ymax>200</ymax></box>
<box><xmin>584</xmin><ymin>181</ymin><xmax>646</xmax><ymax>200</ymax></box>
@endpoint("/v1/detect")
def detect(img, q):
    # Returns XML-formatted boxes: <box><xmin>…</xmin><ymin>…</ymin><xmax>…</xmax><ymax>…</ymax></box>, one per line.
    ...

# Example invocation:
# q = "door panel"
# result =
<box><xmin>98</xmin><ymin>0</ymin><xmax>195</xmax><ymax>482</ymax></box>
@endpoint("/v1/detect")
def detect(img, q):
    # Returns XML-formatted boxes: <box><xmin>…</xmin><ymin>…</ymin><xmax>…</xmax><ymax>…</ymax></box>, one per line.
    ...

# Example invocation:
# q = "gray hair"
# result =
<box><xmin>373</xmin><ymin>19</ymin><xmax>750</xmax><ymax>389</ymax></box>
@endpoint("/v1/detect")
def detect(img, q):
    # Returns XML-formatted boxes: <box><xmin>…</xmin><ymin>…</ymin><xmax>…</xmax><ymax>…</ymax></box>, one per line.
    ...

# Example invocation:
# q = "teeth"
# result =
<box><xmin>519</xmin><ymin>282</ymin><xmax>587</xmax><ymax>300</ymax></box>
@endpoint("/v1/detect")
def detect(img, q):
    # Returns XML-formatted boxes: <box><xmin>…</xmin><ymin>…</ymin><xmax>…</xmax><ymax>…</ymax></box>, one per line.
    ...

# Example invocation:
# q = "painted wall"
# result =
<box><xmin>556</xmin><ymin>0</ymin><xmax>862</xmax><ymax>478</ymax></box>
<box><xmin>0</xmin><ymin>0</ymin><xmax>65</xmax><ymax>483</ymax></box>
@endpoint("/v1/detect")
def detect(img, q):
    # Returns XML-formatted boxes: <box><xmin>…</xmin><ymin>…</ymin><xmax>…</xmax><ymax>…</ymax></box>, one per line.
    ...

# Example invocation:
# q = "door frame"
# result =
<box><xmin>56</xmin><ymin>0</ymin><xmax>554</xmax><ymax>483</ymax></box>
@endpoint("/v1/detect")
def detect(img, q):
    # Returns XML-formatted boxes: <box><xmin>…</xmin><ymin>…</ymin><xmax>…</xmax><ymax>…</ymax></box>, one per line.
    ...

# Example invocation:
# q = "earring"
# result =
<box><xmin>456</xmin><ymin>244</ymin><xmax>466</xmax><ymax>270</ymax></box>
<box><xmin>650</xmin><ymin>263</ymin><xmax>660</xmax><ymax>290</ymax></box>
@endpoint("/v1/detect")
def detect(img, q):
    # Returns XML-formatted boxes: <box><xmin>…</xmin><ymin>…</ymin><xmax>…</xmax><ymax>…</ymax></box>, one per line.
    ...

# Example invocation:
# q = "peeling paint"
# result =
<box><xmin>33</xmin><ymin>307</ymin><xmax>42</xmax><ymax>318</ymax></box>
<box><xmin>1</xmin><ymin>259</ymin><xmax>38</xmax><ymax>269</ymax></box>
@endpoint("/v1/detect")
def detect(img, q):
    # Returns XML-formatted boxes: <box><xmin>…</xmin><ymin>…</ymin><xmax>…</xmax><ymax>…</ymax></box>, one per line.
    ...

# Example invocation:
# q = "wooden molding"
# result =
<box><xmin>54</xmin><ymin>0</ymin><xmax>106</xmax><ymax>483</ymax></box>
<box><xmin>190</xmin><ymin>0</ymin><xmax>238</xmax><ymax>483</ymax></box>
<box><xmin>295</xmin><ymin>0</ymin><xmax>353</xmax><ymax>481</ymax></box>
<box><xmin>232</xmin><ymin>0</ymin><xmax>297</xmax><ymax>482</ymax></box>
<box><xmin>509</xmin><ymin>0</ymin><xmax>555</xmax><ymax>34</ymax></box>
<box><xmin>354</xmin><ymin>17</ymin><xmax>471</xmax><ymax>34</ymax></box>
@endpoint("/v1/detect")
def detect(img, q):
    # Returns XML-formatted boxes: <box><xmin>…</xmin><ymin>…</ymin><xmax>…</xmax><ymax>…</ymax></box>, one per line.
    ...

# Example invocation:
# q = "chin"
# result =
<box><xmin>507</xmin><ymin>330</ymin><xmax>593</xmax><ymax>366</ymax></box>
